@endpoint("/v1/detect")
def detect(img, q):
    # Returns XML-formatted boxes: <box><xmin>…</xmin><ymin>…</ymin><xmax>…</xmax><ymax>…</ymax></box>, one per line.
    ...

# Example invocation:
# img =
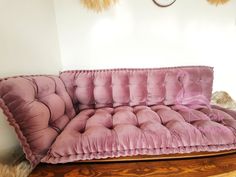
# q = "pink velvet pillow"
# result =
<box><xmin>60</xmin><ymin>66</ymin><xmax>213</xmax><ymax>111</ymax></box>
<box><xmin>0</xmin><ymin>76</ymin><xmax>75</xmax><ymax>167</ymax></box>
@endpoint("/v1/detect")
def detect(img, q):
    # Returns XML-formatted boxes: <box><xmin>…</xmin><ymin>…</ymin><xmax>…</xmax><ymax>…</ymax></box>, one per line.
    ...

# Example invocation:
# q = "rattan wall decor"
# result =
<box><xmin>80</xmin><ymin>0</ymin><xmax>118</xmax><ymax>12</ymax></box>
<box><xmin>207</xmin><ymin>0</ymin><xmax>230</xmax><ymax>5</ymax></box>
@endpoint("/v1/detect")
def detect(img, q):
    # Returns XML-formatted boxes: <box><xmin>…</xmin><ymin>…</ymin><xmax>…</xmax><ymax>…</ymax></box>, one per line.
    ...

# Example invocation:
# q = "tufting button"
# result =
<box><xmin>79</xmin><ymin>129</ymin><xmax>85</xmax><ymax>134</ymax></box>
<box><xmin>177</xmin><ymin>76</ymin><xmax>182</xmax><ymax>82</ymax></box>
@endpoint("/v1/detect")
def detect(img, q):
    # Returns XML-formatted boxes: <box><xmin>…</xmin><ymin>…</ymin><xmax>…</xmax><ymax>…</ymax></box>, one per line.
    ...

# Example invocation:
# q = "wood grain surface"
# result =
<box><xmin>30</xmin><ymin>151</ymin><xmax>236</xmax><ymax>177</ymax></box>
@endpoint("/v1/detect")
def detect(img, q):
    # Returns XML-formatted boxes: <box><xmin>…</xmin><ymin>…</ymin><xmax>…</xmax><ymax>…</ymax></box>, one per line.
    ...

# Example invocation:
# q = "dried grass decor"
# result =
<box><xmin>207</xmin><ymin>0</ymin><xmax>230</xmax><ymax>5</ymax></box>
<box><xmin>80</xmin><ymin>0</ymin><xmax>118</xmax><ymax>12</ymax></box>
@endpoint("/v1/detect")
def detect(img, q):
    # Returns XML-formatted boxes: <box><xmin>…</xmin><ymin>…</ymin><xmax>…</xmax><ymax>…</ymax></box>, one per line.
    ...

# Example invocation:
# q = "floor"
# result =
<box><xmin>29</xmin><ymin>152</ymin><xmax>236</xmax><ymax>177</ymax></box>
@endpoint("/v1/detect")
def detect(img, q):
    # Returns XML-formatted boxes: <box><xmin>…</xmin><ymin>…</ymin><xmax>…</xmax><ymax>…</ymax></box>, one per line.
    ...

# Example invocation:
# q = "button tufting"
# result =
<box><xmin>108</xmin><ymin>126</ymin><xmax>113</xmax><ymax>130</ymax></box>
<box><xmin>79</xmin><ymin>129</ymin><xmax>85</xmax><ymax>134</ymax></box>
<box><xmin>37</xmin><ymin>67</ymin><xmax>236</xmax><ymax>164</ymax></box>
<box><xmin>136</xmin><ymin>124</ymin><xmax>141</xmax><ymax>128</ymax></box>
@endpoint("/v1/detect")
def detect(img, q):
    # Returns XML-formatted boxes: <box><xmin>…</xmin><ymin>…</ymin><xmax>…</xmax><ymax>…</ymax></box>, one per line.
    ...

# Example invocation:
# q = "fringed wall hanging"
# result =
<box><xmin>207</xmin><ymin>0</ymin><xmax>230</xmax><ymax>5</ymax></box>
<box><xmin>80</xmin><ymin>0</ymin><xmax>118</xmax><ymax>12</ymax></box>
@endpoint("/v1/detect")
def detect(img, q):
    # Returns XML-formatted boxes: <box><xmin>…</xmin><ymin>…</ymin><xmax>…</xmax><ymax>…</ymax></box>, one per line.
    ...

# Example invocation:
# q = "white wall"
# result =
<box><xmin>54</xmin><ymin>0</ymin><xmax>236</xmax><ymax>98</ymax></box>
<box><xmin>0</xmin><ymin>0</ymin><xmax>62</xmax><ymax>77</ymax></box>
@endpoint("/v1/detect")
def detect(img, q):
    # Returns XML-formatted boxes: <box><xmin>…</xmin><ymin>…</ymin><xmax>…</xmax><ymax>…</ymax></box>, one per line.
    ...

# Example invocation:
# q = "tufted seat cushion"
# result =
<box><xmin>42</xmin><ymin>104</ymin><xmax>236</xmax><ymax>164</ymax></box>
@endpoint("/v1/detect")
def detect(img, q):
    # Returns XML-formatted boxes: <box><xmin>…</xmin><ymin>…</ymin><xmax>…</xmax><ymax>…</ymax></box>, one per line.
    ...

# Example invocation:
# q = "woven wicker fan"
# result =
<box><xmin>80</xmin><ymin>0</ymin><xmax>118</xmax><ymax>12</ymax></box>
<box><xmin>207</xmin><ymin>0</ymin><xmax>230</xmax><ymax>5</ymax></box>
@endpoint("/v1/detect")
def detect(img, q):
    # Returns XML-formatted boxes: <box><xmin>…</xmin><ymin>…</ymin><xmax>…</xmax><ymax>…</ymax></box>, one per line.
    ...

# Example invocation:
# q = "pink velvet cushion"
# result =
<box><xmin>2</xmin><ymin>66</ymin><xmax>235</xmax><ymax>166</ymax></box>
<box><xmin>60</xmin><ymin>66</ymin><xmax>213</xmax><ymax>111</ymax></box>
<box><xmin>0</xmin><ymin>76</ymin><xmax>75</xmax><ymax>167</ymax></box>
<box><xmin>42</xmin><ymin>105</ymin><xmax>236</xmax><ymax>164</ymax></box>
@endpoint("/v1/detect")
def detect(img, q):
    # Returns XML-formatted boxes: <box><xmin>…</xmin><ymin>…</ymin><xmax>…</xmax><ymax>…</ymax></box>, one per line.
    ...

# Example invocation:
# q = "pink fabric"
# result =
<box><xmin>0</xmin><ymin>76</ymin><xmax>75</xmax><ymax>167</ymax></box>
<box><xmin>42</xmin><ymin>105</ymin><xmax>236</xmax><ymax>164</ymax></box>
<box><xmin>2</xmin><ymin>66</ymin><xmax>236</xmax><ymax>166</ymax></box>
<box><xmin>60</xmin><ymin>66</ymin><xmax>213</xmax><ymax>111</ymax></box>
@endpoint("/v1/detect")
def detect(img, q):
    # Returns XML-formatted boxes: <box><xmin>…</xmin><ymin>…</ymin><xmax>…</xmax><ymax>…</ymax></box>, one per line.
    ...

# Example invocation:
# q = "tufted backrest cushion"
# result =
<box><xmin>0</xmin><ymin>76</ymin><xmax>75</xmax><ymax>167</ymax></box>
<box><xmin>60</xmin><ymin>66</ymin><xmax>213</xmax><ymax>111</ymax></box>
